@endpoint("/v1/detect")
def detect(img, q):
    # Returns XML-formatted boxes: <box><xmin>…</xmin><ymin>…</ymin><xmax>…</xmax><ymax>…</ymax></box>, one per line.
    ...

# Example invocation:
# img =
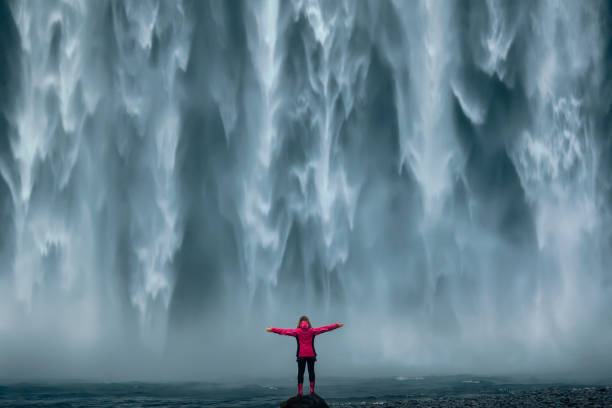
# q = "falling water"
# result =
<box><xmin>0</xmin><ymin>0</ymin><xmax>611</xmax><ymax>381</ymax></box>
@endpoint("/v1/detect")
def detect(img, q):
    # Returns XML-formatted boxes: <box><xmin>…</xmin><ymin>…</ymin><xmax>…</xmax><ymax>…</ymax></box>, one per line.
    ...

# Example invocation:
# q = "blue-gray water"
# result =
<box><xmin>1</xmin><ymin>0</ymin><xmax>612</xmax><ymax>383</ymax></box>
<box><xmin>2</xmin><ymin>376</ymin><xmax>610</xmax><ymax>407</ymax></box>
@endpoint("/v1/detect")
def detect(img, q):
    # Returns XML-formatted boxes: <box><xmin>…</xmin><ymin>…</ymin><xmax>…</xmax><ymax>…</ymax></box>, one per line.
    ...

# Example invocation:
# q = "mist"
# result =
<box><xmin>1</xmin><ymin>0</ymin><xmax>611</xmax><ymax>382</ymax></box>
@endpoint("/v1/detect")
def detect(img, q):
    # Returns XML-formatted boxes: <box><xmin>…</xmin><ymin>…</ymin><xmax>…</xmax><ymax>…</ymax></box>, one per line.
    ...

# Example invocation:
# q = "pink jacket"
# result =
<box><xmin>270</xmin><ymin>323</ymin><xmax>341</xmax><ymax>358</ymax></box>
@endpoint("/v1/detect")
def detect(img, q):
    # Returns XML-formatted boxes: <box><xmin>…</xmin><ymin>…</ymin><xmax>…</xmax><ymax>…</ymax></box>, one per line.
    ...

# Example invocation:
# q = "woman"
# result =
<box><xmin>267</xmin><ymin>315</ymin><xmax>343</xmax><ymax>396</ymax></box>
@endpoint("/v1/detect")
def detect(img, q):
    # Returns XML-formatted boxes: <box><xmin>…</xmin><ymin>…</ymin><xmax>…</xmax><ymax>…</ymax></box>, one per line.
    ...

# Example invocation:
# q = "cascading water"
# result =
<box><xmin>0</xmin><ymin>0</ymin><xmax>610</xmax><ymax>381</ymax></box>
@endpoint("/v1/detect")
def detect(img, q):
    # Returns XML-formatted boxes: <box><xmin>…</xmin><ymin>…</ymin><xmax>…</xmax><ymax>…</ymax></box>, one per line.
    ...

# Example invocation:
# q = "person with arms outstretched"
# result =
<box><xmin>267</xmin><ymin>315</ymin><xmax>343</xmax><ymax>396</ymax></box>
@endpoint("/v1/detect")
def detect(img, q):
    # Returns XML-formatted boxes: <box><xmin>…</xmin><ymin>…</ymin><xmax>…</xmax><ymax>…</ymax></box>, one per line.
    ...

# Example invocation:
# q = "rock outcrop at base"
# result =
<box><xmin>280</xmin><ymin>393</ymin><xmax>329</xmax><ymax>408</ymax></box>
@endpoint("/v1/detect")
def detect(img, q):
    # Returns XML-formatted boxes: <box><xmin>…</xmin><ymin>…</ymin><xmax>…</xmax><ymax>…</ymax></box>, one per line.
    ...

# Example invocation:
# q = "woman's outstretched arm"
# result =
<box><xmin>266</xmin><ymin>327</ymin><xmax>298</xmax><ymax>336</ymax></box>
<box><xmin>313</xmin><ymin>322</ymin><xmax>343</xmax><ymax>335</ymax></box>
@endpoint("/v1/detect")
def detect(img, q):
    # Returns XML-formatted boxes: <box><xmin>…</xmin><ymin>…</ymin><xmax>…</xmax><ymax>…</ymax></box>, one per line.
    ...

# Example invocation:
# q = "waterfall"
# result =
<box><xmin>0</xmin><ymin>0</ymin><xmax>610</xmax><ymax>380</ymax></box>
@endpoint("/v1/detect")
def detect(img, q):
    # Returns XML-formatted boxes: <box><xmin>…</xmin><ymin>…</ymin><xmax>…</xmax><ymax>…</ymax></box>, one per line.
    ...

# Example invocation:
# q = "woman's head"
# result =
<box><xmin>297</xmin><ymin>315</ymin><xmax>311</xmax><ymax>329</ymax></box>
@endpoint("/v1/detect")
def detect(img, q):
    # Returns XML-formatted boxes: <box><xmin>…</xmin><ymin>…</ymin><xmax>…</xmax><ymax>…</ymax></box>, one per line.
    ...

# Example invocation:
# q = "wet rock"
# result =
<box><xmin>280</xmin><ymin>392</ymin><xmax>329</xmax><ymax>408</ymax></box>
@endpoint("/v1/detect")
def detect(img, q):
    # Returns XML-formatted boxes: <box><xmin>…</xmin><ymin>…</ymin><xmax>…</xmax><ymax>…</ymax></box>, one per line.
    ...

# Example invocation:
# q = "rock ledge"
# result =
<box><xmin>280</xmin><ymin>392</ymin><xmax>329</xmax><ymax>408</ymax></box>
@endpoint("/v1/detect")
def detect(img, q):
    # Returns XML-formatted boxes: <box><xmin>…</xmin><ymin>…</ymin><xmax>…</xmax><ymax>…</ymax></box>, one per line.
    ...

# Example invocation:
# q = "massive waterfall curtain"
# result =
<box><xmin>0</xmin><ymin>0</ymin><xmax>611</xmax><ymax>380</ymax></box>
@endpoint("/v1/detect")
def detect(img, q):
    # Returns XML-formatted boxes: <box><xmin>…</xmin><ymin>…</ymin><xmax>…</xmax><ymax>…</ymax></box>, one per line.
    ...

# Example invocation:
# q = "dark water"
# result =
<box><xmin>2</xmin><ymin>376</ymin><xmax>610</xmax><ymax>407</ymax></box>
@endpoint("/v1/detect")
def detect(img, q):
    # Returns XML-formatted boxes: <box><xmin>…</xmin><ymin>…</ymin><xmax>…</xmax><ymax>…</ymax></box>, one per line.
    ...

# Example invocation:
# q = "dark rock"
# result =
<box><xmin>280</xmin><ymin>392</ymin><xmax>329</xmax><ymax>408</ymax></box>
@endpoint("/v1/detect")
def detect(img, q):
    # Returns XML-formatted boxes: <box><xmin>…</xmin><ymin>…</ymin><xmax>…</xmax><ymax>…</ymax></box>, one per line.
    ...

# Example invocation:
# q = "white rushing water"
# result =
<box><xmin>0</xmin><ymin>0</ymin><xmax>610</xmax><ymax>380</ymax></box>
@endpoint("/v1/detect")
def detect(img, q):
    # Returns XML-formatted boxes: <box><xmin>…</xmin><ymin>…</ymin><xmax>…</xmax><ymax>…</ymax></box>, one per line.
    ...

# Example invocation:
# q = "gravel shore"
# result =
<box><xmin>330</xmin><ymin>385</ymin><xmax>612</xmax><ymax>407</ymax></box>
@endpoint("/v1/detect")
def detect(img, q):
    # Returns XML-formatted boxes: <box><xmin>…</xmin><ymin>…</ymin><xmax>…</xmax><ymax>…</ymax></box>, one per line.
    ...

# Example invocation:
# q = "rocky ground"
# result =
<box><xmin>327</xmin><ymin>385</ymin><xmax>612</xmax><ymax>408</ymax></box>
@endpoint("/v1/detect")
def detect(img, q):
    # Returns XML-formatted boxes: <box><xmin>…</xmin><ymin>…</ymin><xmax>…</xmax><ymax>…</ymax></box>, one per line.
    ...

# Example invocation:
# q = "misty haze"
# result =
<box><xmin>1</xmin><ymin>0</ymin><xmax>611</xmax><ymax>406</ymax></box>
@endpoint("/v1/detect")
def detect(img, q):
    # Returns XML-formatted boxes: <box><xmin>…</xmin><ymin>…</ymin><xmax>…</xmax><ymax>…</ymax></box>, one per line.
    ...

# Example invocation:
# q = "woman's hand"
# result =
<box><xmin>266</xmin><ymin>327</ymin><xmax>273</xmax><ymax>332</ymax></box>
<box><xmin>337</xmin><ymin>322</ymin><xmax>343</xmax><ymax>327</ymax></box>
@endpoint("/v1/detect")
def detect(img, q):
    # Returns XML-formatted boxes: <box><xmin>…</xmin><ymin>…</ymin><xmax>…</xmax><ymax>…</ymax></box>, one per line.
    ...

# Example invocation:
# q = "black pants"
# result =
<box><xmin>297</xmin><ymin>358</ymin><xmax>315</xmax><ymax>383</ymax></box>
